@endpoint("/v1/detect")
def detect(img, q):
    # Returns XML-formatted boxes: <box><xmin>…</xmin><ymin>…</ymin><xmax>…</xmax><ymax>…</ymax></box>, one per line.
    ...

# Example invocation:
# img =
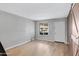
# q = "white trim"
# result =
<box><xmin>5</xmin><ymin>40</ymin><xmax>31</xmax><ymax>51</ymax></box>
<box><xmin>37</xmin><ymin>39</ymin><xmax>54</xmax><ymax>42</ymax></box>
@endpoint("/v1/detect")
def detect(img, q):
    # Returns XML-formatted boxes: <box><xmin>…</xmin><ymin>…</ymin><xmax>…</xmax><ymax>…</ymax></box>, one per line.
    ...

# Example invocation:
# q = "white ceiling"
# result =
<box><xmin>0</xmin><ymin>3</ymin><xmax>71</xmax><ymax>21</ymax></box>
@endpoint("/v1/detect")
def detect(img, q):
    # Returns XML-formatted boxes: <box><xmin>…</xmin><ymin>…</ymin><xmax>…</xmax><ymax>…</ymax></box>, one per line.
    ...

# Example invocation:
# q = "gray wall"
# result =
<box><xmin>54</xmin><ymin>21</ymin><xmax>66</xmax><ymax>42</ymax></box>
<box><xmin>0</xmin><ymin>10</ymin><xmax>35</xmax><ymax>49</ymax></box>
<box><xmin>35</xmin><ymin>18</ymin><xmax>67</xmax><ymax>43</ymax></box>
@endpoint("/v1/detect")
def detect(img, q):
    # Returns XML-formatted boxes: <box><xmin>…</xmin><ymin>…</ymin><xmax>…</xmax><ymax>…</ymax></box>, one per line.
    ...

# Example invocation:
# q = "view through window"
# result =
<box><xmin>40</xmin><ymin>23</ymin><xmax>48</xmax><ymax>35</ymax></box>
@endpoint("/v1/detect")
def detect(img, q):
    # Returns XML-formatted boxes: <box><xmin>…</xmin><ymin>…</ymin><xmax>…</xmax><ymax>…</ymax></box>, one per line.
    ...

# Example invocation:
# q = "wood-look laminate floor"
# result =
<box><xmin>6</xmin><ymin>40</ymin><xmax>69</xmax><ymax>56</ymax></box>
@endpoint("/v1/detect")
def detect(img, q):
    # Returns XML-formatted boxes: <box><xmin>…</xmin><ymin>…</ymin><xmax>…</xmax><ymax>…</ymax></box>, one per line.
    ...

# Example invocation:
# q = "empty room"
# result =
<box><xmin>0</xmin><ymin>3</ymin><xmax>79</xmax><ymax>56</ymax></box>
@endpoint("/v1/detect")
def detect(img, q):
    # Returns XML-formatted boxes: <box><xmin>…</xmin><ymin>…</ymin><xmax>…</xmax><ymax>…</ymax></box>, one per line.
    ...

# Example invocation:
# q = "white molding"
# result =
<box><xmin>36</xmin><ymin>39</ymin><xmax>54</xmax><ymax>42</ymax></box>
<box><xmin>5</xmin><ymin>40</ymin><xmax>31</xmax><ymax>51</ymax></box>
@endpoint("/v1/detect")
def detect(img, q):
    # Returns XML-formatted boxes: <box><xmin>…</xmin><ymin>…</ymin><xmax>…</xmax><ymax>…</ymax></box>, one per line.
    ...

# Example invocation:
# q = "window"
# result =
<box><xmin>39</xmin><ymin>23</ymin><xmax>48</xmax><ymax>35</ymax></box>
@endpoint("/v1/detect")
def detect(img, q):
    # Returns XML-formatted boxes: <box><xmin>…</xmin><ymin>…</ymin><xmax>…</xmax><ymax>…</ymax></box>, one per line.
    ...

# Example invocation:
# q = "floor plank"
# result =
<box><xmin>6</xmin><ymin>40</ymin><xmax>69</xmax><ymax>56</ymax></box>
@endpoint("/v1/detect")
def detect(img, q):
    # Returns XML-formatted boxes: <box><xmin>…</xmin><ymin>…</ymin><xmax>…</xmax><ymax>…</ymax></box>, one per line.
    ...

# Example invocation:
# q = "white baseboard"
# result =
<box><xmin>36</xmin><ymin>39</ymin><xmax>54</xmax><ymax>42</ymax></box>
<box><xmin>5</xmin><ymin>40</ymin><xmax>31</xmax><ymax>51</ymax></box>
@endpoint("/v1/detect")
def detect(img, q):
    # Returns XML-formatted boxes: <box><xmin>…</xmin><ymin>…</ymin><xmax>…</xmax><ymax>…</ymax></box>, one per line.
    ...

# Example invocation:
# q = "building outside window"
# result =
<box><xmin>39</xmin><ymin>23</ymin><xmax>48</xmax><ymax>35</ymax></box>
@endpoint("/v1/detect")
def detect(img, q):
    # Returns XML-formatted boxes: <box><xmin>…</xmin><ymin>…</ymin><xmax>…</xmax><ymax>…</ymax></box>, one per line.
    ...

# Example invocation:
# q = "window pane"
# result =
<box><xmin>39</xmin><ymin>23</ymin><xmax>48</xmax><ymax>35</ymax></box>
